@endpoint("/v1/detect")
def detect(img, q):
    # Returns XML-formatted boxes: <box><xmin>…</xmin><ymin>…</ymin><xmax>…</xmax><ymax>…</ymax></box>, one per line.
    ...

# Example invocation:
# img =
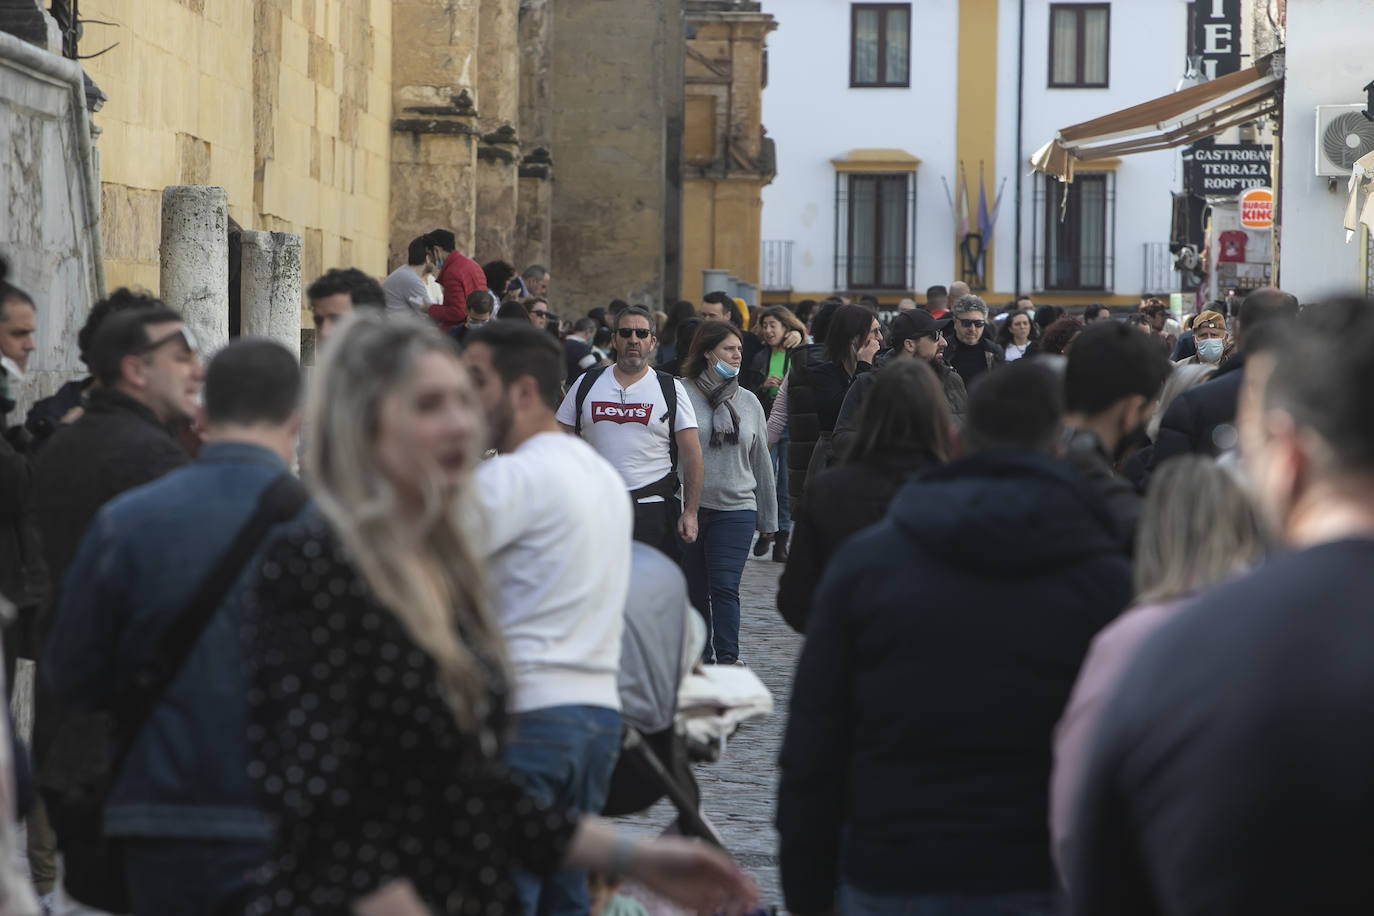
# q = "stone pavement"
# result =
<box><xmin>616</xmin><ymin>549</ymin><xmax>801</xmax><ymax>911</ymax></box>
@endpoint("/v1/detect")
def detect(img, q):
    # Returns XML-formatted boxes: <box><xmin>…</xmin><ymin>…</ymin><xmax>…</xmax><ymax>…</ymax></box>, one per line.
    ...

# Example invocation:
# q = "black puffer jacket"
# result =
<box><xmin>781</xmin><ymin>345</ymin><xmax>827</xmax><ymax>505</ymax></box>
<box><xmin>30</xmin><ymin>387</ymin><xmax>188</xmax><ymax>789</ymax></box>
<box><xmin>777</xmin><ymin>450</ymin><xmax>1131</xmax><ymax>912</ymax></box>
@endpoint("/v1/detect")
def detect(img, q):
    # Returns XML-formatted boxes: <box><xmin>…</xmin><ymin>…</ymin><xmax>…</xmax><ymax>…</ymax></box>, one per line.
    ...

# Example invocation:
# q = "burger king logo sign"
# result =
<box><xmin>1239</xmin><ymin>187</ymin><xmax>1274</xmax><ymax>229</ymax></box>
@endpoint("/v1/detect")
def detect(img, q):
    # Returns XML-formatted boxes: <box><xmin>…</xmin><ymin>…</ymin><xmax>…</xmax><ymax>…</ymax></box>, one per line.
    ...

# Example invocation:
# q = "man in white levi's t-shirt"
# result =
<box><xmin>556</xmin><ymin>305</ymin><xmax>703</xmax><ymax>562</ymax></box>
<box><xmin>464</xmin><ymin>321</ymin><xmax>633</xmax><ymax>916</ymax></box>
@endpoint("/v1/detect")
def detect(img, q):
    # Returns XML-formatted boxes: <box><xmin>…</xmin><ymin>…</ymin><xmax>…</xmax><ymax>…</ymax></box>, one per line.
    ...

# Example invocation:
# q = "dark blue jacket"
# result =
<box><xmin>44</xmin><ymin>442</ymin><xmax>300</xmax><ymax>841</ymax></box>
<box><xmin>777</xmin><ymin>450</ymin><xmax>1132</xmax><ymax>912</ymax></box>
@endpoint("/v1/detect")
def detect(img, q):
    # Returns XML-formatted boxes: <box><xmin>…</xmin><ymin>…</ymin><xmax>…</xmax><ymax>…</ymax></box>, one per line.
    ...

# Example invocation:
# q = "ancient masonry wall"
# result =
<box><xmin>82</xmin><ymin>0</ymin><xmax>392</xmax><ymax>321</ymax></box>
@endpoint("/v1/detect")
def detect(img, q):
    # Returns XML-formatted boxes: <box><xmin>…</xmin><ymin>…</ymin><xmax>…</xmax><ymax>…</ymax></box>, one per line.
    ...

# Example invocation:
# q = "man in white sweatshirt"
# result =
<box><xmin>463</xmin><ymin>321</ymin><xmax>632</xmax><ymax>916</ymax></box>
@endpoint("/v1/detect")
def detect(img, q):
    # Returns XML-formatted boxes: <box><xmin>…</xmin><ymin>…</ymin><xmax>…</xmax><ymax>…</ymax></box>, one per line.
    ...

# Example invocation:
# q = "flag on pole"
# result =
<box><xmin>977</xmin><ymin>162</ymin><xmax>991</xmax><ymax>240</ymax></box>
<box><xmin>957</xmin><ymin>165</ymin><xmax>970</xmax><ymax>239</ymax></box>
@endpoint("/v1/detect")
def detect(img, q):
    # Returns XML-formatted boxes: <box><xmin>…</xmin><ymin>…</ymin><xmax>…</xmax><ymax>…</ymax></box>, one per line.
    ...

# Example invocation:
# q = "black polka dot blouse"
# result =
<box><xmin>241</xmin><ymin>513</ymin><xmax>577</xmax><ymax>915</ymax></box>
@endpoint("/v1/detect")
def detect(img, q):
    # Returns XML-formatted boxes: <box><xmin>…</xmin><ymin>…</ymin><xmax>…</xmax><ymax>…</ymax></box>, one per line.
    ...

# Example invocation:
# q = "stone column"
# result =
<box><xmin>475</xmin><ymin>0</ymin><xmax>521</xmax><ymax>263</ymax></box>
<box><xmin>389</xmin><ymin>0</ymin><xmax>482</xmax><ymax>263</ymax></box>
<box><xmin>476</xmin><ymin>126</ymin><xmax>519</xmax><ymax>263</ymax></box>
<box><xmin>160</xmin><ymin>185</ymin><xmax>229</xmax><ymax>352</ymax></box>
<box><xmin>240</xmin><ymin>230</ymin><xmax>302</xmax><ymax>358</ymax></box>
<box><xmin>517</xmin><ymin>148</ymin><xmax>554</xmax><ymax>268</ymax></box>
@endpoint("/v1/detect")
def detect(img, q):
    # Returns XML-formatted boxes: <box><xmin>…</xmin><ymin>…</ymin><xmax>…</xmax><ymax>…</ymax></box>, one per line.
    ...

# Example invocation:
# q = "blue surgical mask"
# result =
<box><xmin>713</xmin><ymin>359</ymin><xmax>740</xmax><ymax>379</ymax></box>
<box><xmin>1196</xmin><ymin>338</ymin><xmax>1225</xmax><ymax>363</ymax></box>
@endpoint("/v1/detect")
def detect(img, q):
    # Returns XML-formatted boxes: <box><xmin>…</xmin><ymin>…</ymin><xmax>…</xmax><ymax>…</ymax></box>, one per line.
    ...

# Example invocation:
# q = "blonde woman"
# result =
<box><xmin>242</xmin><ymin>314</ymin><xmax>754</xmax><ymax>916</ymax></box>
<box><xmin>1049</xmin><ymin>455</ymin><xmax>1266</xmax><ymax>883</ymax></box>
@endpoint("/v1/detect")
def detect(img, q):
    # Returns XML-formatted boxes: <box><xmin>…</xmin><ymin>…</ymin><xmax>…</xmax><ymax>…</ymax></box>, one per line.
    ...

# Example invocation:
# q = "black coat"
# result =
<box><xmin>947</xmin><ymin>336</ymin><xmax>1004</xmax><ymax>388</ymax></box>
<box><xmin>744</xmin><ymin>346</ymin><xmax>793</xmax><ymax>419</ymax></box>
<box><xmin>0</xmin><ymin>426</ymin><xmax>49</xmax><ymax>664</ymax></box>
<box><xmin>1150</xmin><ymin>352</ymin><xmax>1246</xmax><ymax>467</ymax></box>
<box><xmin>30</xmin><ymin>387</ymin><xmax>188</xmax><ymax>788</ymax></box>
<box><xmin>831</xmin><ymin>356</ymin><xmax>967</xmax><ymax>463</ymax></box>
<box><xmin>1063</xmin><ymin>427</ymin><xmax>1141</xmax><ymax>555</ymax></box>
<box><xmin>778</xmin><ymin>450</ymin><xmax>1131</xmax><ymax>912</ymax></box>
<box><xmin>781</xmin><ymin>345</ymin><xmax>828</xmax><ymax>504</ymax></box>
<box><xmin>776</xmin><ymin>456</ymin><xmax>927</xmax><ymax>633</ymax></box>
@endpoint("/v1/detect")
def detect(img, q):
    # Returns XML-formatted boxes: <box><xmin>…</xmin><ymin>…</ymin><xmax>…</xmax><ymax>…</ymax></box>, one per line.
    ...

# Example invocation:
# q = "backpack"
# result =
<box><xmin>572</xmin><ymin>366</ymin><xmax>680</xmax><ymax>475</ymax></box>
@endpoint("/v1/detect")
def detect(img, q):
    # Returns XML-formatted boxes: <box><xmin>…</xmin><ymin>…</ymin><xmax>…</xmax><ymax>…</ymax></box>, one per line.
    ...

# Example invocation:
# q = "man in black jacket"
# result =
<box><xmin>945</xmin><ymin>294</ymin><xmax>1003</xmax><ymax>387</ymax></box>
<box><xmin>1150</xmin><ymin>287</ymin><xmax>1298</xmax><ymax>466</ymax></box>
<box><xmin>831</xmin><ymin>309</ymin><xmax>964</xmax><ymax>459</ymax></box>
<box><xmin>778</xmin><ymin>362</ymin><xmax>1131</xmax><ymax>916</ymax></box>
<box><xmin>1062</xmin><ymin>321</ymin><xmax>1172</xmax><ymax>555</ymax></box>
<box><xmin>30</xmin><ymin>300</ymin><xmax>200</xmax><ymax>896</ymax></box>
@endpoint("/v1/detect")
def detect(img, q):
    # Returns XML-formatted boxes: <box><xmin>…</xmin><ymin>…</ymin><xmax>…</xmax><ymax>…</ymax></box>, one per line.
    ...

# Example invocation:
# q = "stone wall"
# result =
<box><xmin>82</xmin><ymin>0</ymin><xmax>392</xmax><ymax>315</ymax></box>
<box><xmin>0</xmin><ymin>30</ymin><xmax>104</xmax><ymax>412</ymax></box>
<box><xmin>550</xmin><ymin>0</ymin><xmax>684</xmax><ymax>314</ymax></box>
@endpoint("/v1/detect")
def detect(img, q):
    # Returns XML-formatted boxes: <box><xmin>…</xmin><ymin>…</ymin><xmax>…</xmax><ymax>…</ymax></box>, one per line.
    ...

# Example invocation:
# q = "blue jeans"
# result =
<box><xmin>122</xmin><ymin>836</ymin><xmax>268</xmax><ymax>916</ymax></box>
<box><xmin>838</xmin><ymin>884</ymin><xmax>1056</xmax><ymax>916</ymax></box>
<box><xmin>770</xmin><ymin>434</ymin><xmax>792</xmax><ymax>532</ymax></box>
<box><xmin>507</xmin><ymin>706</ymin><xmax>622</xmax><ymax>916</ymax></box>
<box><xmin>683</xmin><ymin>508</ymin><xmax>756</xmax><ymax>664</ymax></box>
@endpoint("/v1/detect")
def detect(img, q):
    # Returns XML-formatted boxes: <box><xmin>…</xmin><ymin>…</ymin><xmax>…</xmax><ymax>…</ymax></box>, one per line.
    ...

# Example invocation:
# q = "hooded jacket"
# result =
<box><xmin>778</xmin><ymin>450</ymin><xmax>1131</xmax><ymax>913</ymax></box>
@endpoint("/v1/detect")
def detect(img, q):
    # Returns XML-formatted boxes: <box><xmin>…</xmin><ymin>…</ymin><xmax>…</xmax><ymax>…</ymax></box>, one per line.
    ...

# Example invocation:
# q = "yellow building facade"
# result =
<box><xmin>680</xmin><ymin>1</ymin><xmax>776</xmax><ymax>307</ymax></box>
<box><xmin>83</xmin><ymin>0</ymin><xmax>393</xmax><ymax>296</ymax></box>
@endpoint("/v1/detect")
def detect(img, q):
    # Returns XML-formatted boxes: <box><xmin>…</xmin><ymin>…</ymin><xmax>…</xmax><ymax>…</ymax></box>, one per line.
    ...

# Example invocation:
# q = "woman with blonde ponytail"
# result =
<box><xmin>242</xmin><ymin>313</ymin><xmax>755</xmax><ymax>916</ymax></box>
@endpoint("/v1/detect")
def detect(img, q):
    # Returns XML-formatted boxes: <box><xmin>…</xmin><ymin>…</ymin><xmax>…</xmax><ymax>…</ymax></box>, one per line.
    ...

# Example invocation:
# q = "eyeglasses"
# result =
<box><xmin>530</xmin><ymin>310</ymin><xmax>550</xmax><ymax>320</ymax></box>
<box><xmin>957</xmin><ymin>319</ymin><xmax>986</xmax><ymax>329</ymax></box>
<box><xmin>137</xmin><ymin>326</ymin><xmax>199</xmax><ymax>356</ymax></box>
<box><xmin>617</xmin><ymin>328</ymin><xmax>652</xmax><ymax>339</ymax></box>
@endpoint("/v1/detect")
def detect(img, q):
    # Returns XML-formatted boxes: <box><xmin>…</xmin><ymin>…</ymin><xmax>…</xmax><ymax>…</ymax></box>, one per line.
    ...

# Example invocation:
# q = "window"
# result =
<box><xmin>1048</xmin><ymin>3</ymin><xmax>1109</xmax><ymax>88</ymax></box>
<box><xmin>1041</xmin><ymin>174</ymin><xmax>1114</xmax><ymax>290</ymax></box>
<box><xmin>850</xmin><ymin>4</ymin><xmax>910</xmax><ymax>88</ymax></box>
<box><xmin>846</xmin><ymin>174</ymin><xmax>910</xmax><ymax>289</ymax></box>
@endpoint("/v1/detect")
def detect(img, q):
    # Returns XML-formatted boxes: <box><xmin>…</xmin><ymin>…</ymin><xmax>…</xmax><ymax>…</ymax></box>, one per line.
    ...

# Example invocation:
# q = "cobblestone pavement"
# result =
<box><xmin>616</xmin><ymin>549</ymin><xmax>800</xmax><ymax>911</ymax></box>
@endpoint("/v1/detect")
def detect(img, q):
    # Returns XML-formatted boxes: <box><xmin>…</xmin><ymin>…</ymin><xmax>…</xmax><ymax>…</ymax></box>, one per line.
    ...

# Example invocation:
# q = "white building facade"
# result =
<box><xmin>760</xmin><ymin>0</ymin><xmax>1188</xmax><ymax>307</ymax></box>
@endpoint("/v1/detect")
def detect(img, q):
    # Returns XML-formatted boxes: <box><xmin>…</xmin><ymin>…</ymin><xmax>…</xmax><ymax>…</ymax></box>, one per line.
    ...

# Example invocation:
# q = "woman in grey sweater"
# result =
<box><xmin>677</xmin><ymin>320</ymin><xmax>778</xmax><ymax>665</ymax></box>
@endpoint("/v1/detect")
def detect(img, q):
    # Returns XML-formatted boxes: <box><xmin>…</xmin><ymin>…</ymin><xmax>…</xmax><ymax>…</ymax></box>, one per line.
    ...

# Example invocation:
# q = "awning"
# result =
<box><xmin>1031</xmin><ymin>52</ymin><xmax>1283</xmax><ymax>182</ymax></box>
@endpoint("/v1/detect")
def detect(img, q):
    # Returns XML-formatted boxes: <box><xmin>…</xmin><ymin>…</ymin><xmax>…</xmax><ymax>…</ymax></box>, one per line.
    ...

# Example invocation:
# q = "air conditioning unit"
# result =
<box><xmin>1315</xmin><ymin>104</ymin><xmax>1374</xmax><ymax>177</ymax></box>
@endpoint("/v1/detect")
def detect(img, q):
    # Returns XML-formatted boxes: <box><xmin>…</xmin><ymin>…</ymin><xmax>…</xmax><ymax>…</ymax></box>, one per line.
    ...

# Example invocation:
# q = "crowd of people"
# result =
<box><xmin>4</xmin><ymin>227</ymin><xmax>1374</xmax><ymax>916</ymax></box>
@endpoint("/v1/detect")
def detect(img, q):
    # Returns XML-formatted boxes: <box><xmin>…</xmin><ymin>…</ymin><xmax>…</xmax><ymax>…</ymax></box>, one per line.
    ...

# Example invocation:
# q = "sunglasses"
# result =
<box><xmin>530</xmin><ymin>310</ymin><xmax>551</xmax><ymax>320</ymax></box>
<box><xmin>617</xmin><ymin>328</ymin><xmax>652</xmax><ymax>339</ymax></box>
<box><xmin>957</xmin><ymin>319</ymin><xmax>986</xmax><ymax>329</ymax></box>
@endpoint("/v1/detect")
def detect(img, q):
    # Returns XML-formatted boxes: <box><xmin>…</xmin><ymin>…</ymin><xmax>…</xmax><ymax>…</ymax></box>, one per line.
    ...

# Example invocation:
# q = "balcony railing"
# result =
<box><xmin>761</xmin><ymin>239</ymin><xmax>794</xmax><ymax>291</ymax></box>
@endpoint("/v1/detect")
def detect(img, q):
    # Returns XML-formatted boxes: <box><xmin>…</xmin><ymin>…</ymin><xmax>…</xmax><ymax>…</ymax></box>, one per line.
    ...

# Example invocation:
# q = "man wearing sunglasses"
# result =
<box><xmin>557</xmin><ymin>306</ymin><xmax>703</xmax><ymax>558</ymax></box>
<box><xmin>946</xmin><ymin>294</ymin><xmax>1004</xmax><ymax>387</ymax></box>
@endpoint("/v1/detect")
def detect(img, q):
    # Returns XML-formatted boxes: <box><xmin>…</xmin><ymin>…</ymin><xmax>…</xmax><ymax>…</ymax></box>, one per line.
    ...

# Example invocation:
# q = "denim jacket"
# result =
<box><xmin>44</xmin><ymin>442</ymin><xmax>300</xmax><ymax>840</ymax></box>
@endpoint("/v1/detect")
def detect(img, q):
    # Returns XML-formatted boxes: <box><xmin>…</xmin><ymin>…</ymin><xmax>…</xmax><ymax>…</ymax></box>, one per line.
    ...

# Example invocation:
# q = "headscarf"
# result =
<box><xmin>693</xmin><ymin>368</ymin><xmax>740</xmax><ymax>448</ymax></box>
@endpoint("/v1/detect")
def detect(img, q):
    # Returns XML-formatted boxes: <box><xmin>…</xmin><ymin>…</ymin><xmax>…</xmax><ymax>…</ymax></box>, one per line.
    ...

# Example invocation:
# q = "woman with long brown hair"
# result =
<box><xmin>678</xmin><ymin>319</ymin><xmax>777</xmax><ymax>665</ymax></box>
<box><xmin>744</xmin><ymin>305</ymin><xmax>806</xmax><ymax>561</ymax></box>
<box><xmin>242</xmin><ymin>313</ymin><xmax>755</xmax><ymax>915</ymax></box>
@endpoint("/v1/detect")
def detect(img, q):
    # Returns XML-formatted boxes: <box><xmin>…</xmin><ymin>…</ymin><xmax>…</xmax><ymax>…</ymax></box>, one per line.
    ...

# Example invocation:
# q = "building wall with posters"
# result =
<box><xmin>760</xmin><ymin>0</ymin><xmax>1187</xmax><ymax>308</ymax></box>
<box><xmin>1277</xmin><ymin>1</ymin><xmax>1371</xmax><ymax>301</ymax></box>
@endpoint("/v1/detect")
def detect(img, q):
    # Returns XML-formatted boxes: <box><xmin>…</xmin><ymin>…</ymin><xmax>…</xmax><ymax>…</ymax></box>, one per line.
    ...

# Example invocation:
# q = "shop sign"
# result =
<box><xmin>1240</xmin><ymin>187</ymin><xmax>1274</xmax><ymax>229</ymax></box>
<box><xmin>1183</xmin><ymin>144</ymin><xmax>1272</xmax><ymax>196</ymax></box>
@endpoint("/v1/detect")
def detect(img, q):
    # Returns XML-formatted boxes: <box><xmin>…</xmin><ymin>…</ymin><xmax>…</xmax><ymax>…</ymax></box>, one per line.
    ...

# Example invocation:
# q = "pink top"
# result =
<box><xmin>1049</xmin><ymin>598</ymin><xmax>1190</xmax><ymax>884</ymax></box>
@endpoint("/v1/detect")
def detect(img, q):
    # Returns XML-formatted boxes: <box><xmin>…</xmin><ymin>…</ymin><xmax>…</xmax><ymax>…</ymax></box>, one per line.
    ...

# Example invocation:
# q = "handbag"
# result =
<box><xmin>48</xmin><ymin>474</ymin><xmax>308</xmax><ymax>911</ymax></box>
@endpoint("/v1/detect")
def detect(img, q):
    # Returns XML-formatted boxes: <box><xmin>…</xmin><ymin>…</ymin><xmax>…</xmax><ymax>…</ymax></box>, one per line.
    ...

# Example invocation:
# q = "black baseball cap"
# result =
<box><xmin>890</xmin><ymin>309</ymin><xmax>952</xmax><ymax>342</ymax></box>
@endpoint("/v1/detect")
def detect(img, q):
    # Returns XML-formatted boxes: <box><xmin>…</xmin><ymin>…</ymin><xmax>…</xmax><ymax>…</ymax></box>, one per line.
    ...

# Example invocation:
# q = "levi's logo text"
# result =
<box><xmin>591</xmin><ymin>401</ymin><xmax>654</xmax><ymax>425</ymax></box>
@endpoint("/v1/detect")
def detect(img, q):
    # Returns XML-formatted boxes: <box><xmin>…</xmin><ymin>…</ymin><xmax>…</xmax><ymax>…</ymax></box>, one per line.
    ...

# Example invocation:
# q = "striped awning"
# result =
<box><xmin>1031</xmin><ymin>52</ymin><xmax>1283</xmax><ymax>182</ymax></box>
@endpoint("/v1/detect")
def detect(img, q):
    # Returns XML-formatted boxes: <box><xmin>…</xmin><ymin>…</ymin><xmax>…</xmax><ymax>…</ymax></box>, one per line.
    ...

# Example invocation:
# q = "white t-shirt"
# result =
<box><xmin>472</xmin><ymin>432</ymin><xmax>632</xmax><ymax>714</ymax></box>
<box><xmin>556</xmin><ymin>368</ymin><xmax>698</xmax><ymax>497</ymax></box>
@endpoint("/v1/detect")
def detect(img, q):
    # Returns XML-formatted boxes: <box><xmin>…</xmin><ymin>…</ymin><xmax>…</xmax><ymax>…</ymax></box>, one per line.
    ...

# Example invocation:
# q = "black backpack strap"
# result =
<box><xmin>573</xmin><ymin>365</ymin><xmax>610</xmax><ymax>437</ymax></box>
<box><xmin>117</xmin><ymin>473</ymin><xmax>309</xmax><ymax>759</ymax></box>
<box><xmin>656</xmin><ymin>370</ymin><xmax>678</xmax><ymax>474</ymax></box>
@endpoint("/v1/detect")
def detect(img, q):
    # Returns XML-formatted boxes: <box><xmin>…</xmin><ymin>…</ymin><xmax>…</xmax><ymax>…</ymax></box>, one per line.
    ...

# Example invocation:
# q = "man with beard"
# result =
<box><xmin>557</xmin><ymin>306</ymin><xmax>702</xmax><ymax>559</ymax></box>
<box><xmin>1062</xmin><ymin>320</ymin><xmax>1171</xmax><ymax>555</ymax></box>
<box><xmin>463</xmin><ymin>322</ymin><xmax>631</xmax><ymax>916</ymax></box>
<box><xmin>831</xmin><ymin>309</ymin><xmax>967</xmax><ymax>458</ymax></box>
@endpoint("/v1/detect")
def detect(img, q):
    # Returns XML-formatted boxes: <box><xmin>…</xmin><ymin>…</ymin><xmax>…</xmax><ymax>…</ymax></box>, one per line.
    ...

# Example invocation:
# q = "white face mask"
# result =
<box><xmin>0</xmin><ymin>356</ymin><xmax>24</xmax><ymax>384</ymax></box>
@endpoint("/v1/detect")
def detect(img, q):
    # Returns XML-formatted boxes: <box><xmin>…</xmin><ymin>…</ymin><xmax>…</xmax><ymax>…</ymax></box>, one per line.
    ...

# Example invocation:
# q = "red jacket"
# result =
<box><xmin>427</xmin><ymin>251</ymin><xmax>487</xmax><ymax>330</ymax></box>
